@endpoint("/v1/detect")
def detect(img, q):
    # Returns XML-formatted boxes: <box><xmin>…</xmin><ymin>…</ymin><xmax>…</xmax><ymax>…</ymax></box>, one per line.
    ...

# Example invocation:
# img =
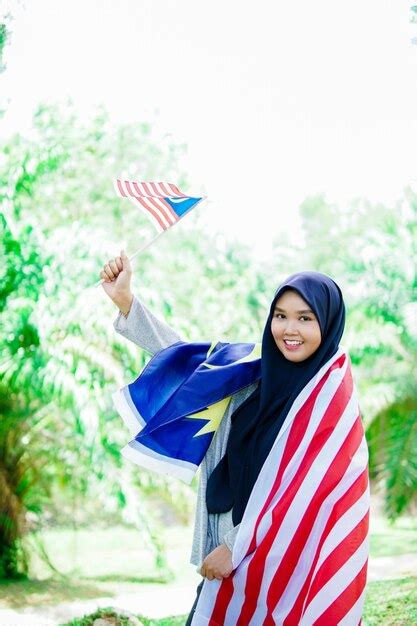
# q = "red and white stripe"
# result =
<box><xmin>114</xmin><ymin>179</ymin><xmax>188</xmax><ymax>232</ymax></box>
<box><xmin>192</xmin><ymin>348</ymin><xmax>370</xmax><ymax>626</ymax></box>
<box><xmin>115</xmin><ymin>179</ymin><xmax>187</xmax><ymax>199</ymax></box>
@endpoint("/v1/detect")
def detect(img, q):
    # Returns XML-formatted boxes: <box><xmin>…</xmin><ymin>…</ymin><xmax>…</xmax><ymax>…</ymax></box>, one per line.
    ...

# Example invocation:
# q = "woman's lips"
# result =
<box><xmin>283</xmin><ymin>340</ymin><xmax>303</xmax><ymax>351</ymax></box>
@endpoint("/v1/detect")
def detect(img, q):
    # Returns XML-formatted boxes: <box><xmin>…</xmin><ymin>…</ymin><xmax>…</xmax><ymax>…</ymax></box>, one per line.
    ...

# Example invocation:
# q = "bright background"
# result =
<box><xmin>0</xmin><ymin>3</ymin><xmax>416</xmax><ymax>625</ymax></box>
<box><xmin>2</xmin><ymin>0</ymin><xmax>417</xmax><ymax>253</ymax></box>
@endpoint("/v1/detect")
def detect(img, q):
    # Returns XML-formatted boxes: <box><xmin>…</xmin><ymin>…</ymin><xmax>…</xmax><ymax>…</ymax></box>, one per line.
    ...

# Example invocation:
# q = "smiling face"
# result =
<box><xmin>270</xmin><ymin>289</ymin><xmax>322</xmax><ymax>362</ymax></box>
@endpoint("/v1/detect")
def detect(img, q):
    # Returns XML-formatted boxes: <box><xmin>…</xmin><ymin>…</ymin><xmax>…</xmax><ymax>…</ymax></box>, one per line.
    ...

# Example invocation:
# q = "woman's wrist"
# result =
<box><xmin>115</xmin><ymin>292</ymin><xmax>134</xmax><ymax>317</ymax></box>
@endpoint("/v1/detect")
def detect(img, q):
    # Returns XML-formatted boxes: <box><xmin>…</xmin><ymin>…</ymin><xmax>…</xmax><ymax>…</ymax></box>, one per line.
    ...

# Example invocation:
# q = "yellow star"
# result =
<box><xmin>185</xmin><ymin>342</ymin><xmax>261</xmax><ymax>438</ymax></box>
<box><xmin>187</xmin><ymin>396</ymin><xmax>232</xmax><ymax>437</ymax></box>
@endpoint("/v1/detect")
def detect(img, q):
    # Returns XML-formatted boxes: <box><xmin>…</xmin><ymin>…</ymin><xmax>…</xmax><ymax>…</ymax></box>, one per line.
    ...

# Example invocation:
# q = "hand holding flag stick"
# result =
<box><xmin>92</xmin><ymin>179</ymin><xmax>205</xmax><ymax>289</ymax></box>
<box><xmin>93</xmin><ymin>229</ymin><xmax>168</xmax><ymax>289</ymax></box>
<box><xmin>53</xmin><ymin>178</ymin><xmax>204</xmax><ymax>332</ymax></box>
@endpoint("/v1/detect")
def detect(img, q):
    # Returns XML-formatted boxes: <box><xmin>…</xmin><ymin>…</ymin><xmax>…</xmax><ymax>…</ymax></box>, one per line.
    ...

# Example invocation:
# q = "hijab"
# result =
<box><xmin>205</xmin><ymin>270</ymin><xmax>346</xmax><ymax>525</ymax></box>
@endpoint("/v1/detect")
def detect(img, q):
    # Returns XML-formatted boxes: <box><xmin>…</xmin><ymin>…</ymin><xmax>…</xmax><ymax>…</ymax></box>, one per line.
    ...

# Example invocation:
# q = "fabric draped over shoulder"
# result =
<box><xmin>112</xmin><ymin>339</ymin><xmax>262</xmax><ymax>483</ymax></box>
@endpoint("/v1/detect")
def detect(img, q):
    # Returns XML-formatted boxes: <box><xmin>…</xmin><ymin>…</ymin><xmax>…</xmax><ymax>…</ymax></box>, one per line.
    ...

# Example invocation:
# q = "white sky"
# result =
<box><xmin>2</xmin><ymin>0</ymin><xmax>417</xmax><ymax>255</ymax></box>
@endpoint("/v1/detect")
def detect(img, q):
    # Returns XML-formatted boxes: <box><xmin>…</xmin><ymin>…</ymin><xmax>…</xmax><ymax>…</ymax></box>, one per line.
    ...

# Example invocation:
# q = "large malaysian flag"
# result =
<box><xmin>113</xmin><ymin>331</ymin><xmax>369</xmax><ymax>624</ymax></box>
<box><xmin>191</xmin><ymin>349</ymin><xmax>370</xmax><ymax>625</ymax></box>
<box><xmin>114</xmin><ymin>179</ymin><xmax>204</xmax><ymax>233</ymax></box>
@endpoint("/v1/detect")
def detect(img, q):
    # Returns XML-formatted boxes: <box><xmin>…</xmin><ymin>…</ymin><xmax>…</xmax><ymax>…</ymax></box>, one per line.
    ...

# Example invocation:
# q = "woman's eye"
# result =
<box><xmin>273</xmin><ymin>314</ymin><xmax>313</xmax><ymax>321</ymax></box>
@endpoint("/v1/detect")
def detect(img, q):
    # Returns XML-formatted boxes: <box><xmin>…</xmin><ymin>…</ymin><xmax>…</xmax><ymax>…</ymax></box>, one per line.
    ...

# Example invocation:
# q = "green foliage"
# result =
<box><xmin>62</xmin><ymin>608</ymin><xmax>187</xmax><ymax>626</ymax></box>
<box><xmin>0</xmin><ymin>19</ymin><xmax>10</xmax><ymax>74</ymax></box>
<box><xmin>0</xmin><ymin>102</ymin><xmax>269</xmax><ymax>579</ymax></box>
<box><xmin>0</xmin><ymin>212</ymin><xmax>52</xmax><ymax>577</ymax></box>
<box><xmin>368</xmin><ymin>397</ymin><xmax>417</xmax><ymax>520</ymax></box>
<box><xmin>0</xmin><ymin>103</ymin><xmax>193</xmax><ymax>578</ymax></box>
<box><xmin>62</xmin><ymin>607</ymin><xmax>138</xmax><ymax>626</ymax></box>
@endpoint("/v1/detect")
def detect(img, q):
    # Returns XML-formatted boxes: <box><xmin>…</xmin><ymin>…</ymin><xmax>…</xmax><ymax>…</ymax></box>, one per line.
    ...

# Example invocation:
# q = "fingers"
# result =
<box><xmin>200</xmin><ymin>562</ymin><xmax>212</xmax><ymax>580</ymax></box>
<box><xmin>200</xmin><ymin>550</ymin><xmax>231</xmax><ymax>582</ymax></box>
<box><xmin>120</xmin><ymin>249</ymin><xmax>132</xmax><ymax>272</ymax></box>
<box><xmin>108</xmin><ymin>259</ymin><xmax>120</xmax><ymax>277</ymax></box>
<box><xmin>101</xmin><ymin>248</ymin><xmax>132</xmax><ymax>282</ymax></box>
<box><xmin>102</xmin><ymin>257</ymin><xmax>122</xmax><ymax>280</ymax></box>
<box><xmin>200</xmin><ymin>564</ymin><xmax>222</xmax><ymax>581</ymax></box>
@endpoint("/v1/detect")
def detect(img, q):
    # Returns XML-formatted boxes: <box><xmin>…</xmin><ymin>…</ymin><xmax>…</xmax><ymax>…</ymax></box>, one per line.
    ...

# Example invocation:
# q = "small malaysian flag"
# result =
<box><xmin>114</xmin><ymin>179</ymin><xmax>204</xmax><ymax>233</ymax></box>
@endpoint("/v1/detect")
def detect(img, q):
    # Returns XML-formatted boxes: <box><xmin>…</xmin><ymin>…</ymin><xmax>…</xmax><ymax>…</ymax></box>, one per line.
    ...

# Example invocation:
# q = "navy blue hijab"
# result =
<box><xmin>206</xmin><ymin>271</ymin><xmax>346</xmax><ymax>525</ymax></box>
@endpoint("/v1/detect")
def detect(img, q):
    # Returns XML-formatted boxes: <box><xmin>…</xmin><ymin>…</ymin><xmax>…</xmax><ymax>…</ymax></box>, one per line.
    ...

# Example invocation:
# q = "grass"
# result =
<box><xmin>0</xmin><ymin>577</ymin><xmax>109</xmax><ymax>610</ymax></box>
<box><xmin>362</xmin><ymin>576</ymin><xmax>417</xmax><ymax>626</ymax></box>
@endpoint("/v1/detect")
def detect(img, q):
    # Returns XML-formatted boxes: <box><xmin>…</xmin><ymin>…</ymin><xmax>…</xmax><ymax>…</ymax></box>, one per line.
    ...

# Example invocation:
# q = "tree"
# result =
<box><xmin>0</xmin><ymin>103</ymin><xmax>189</xmax><ymax>577</ymax></box>
<box><xmin>0</xmin><ymin>103</ymin><xmax>269</xmax><ymax>577</ymax></box>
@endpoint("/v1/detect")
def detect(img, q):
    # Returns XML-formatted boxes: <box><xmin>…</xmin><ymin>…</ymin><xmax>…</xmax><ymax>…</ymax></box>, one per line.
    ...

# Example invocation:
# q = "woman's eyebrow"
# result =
<box><xmin>274</xmin><ymin>306</ymin><xmax>315</xmax><ymax>315</ymax></box>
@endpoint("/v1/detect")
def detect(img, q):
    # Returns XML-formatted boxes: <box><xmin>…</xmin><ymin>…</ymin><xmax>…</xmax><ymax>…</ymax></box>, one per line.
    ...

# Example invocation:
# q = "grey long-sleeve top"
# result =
<box><xmin>113</xmin><ymin>294</ymin><xmax>259</xmax><ymax>568</ymax></box>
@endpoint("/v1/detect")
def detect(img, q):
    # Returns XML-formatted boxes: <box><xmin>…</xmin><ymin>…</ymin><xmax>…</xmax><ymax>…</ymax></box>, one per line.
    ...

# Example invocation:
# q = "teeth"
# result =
<box><xmin>285</xmin><ymin>340</ymin><xmax>303</xmax><ymax>345</ymax></box>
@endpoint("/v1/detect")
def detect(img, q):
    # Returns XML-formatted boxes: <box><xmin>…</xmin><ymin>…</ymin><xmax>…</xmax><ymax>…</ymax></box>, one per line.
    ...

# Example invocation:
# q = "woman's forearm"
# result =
<box><xmin>113</xmin><ymin>294</ymin><xmax>183</xmax><ymax>354</ymax></box>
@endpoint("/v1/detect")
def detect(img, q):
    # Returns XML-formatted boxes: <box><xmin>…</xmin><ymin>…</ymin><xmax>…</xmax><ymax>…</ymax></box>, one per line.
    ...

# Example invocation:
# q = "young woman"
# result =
<box><xmin>101</xmin><ymin>250</ymin><xmax>370</xmax><ymax>626</ymax></box>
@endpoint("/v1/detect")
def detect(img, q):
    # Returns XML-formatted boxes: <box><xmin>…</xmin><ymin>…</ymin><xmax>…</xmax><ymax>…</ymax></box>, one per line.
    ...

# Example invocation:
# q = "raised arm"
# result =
<box><xmin>100</xmin><ymin>249</ymin><xmax>183</xmax><ymax>355</ymax></box>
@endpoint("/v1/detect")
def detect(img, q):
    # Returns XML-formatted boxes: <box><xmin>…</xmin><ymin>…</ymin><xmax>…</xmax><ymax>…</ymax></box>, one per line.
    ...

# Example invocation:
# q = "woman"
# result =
<box><xmin>101</xmin><ymin>250</ymin><xmax>370</xmax><ymax>626</ymax></box>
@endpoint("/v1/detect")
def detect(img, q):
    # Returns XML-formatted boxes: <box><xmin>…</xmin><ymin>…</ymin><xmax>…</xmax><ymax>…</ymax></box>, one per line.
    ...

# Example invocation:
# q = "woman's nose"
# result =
<box><xmin>284</xmin><ymin>321</ymin><xmax>299</xmax><ymax>334</ymax></box>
